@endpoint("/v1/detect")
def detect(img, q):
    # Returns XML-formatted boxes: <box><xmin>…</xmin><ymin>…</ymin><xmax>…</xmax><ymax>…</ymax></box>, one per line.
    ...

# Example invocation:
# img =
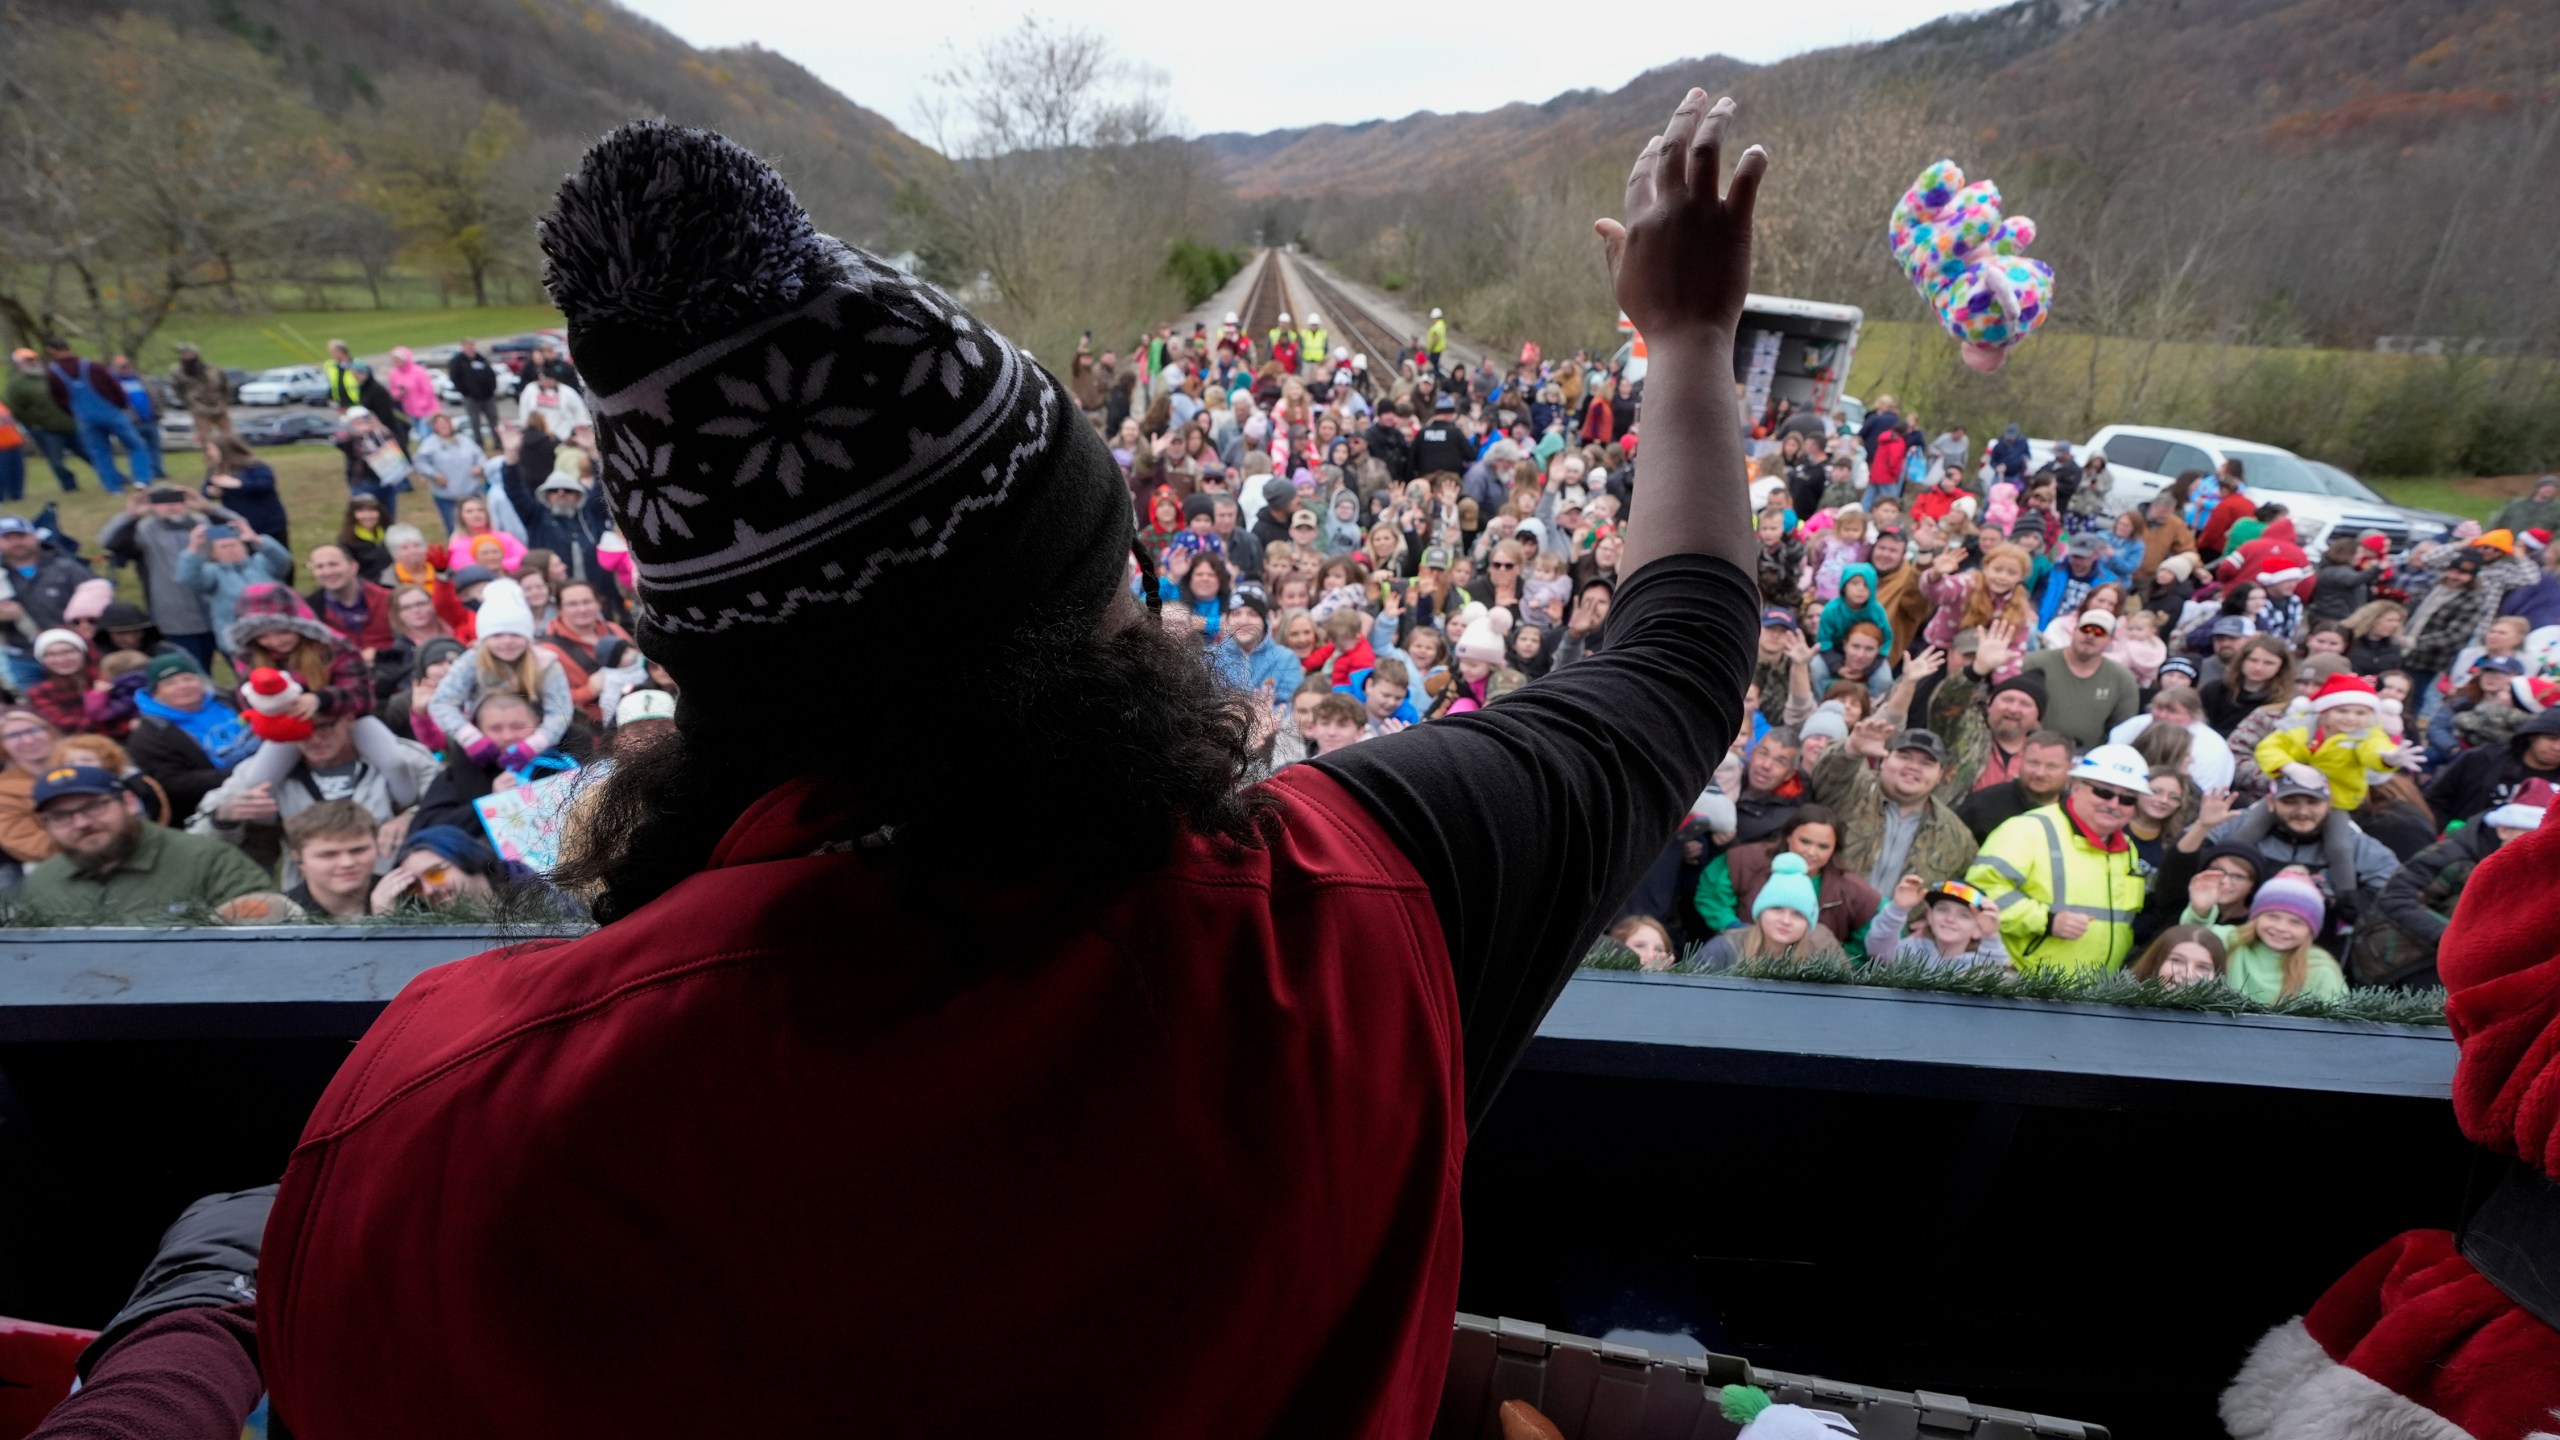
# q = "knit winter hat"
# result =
<box><xmin>62</xmin><ymin>578</ymin><xmax>113</xmax><ymax>623</ymax></box>
<box><xmin>2308</xmin><ymin>673</ymin><xmax>2380</xmax><ymax>713</ymax></box>
<box><xmin>143</xmin><ymin>651</ymin><xmax>202</xmax><ymax>691</ymax></box>
<box><xmin>1455</xmin><ymin>607</ymin><xmax>1513</xmax><ymax>666</ymax></box>
<box><xmin>1753</xmin><ymin>853</ymin><xmax>1822</xmax><ymax>925</ymax></box>
<box><xmin>474</xmin><ymin>579</ymin><xmax>537</xmax><ymax>642</ymax></box>
<box><xmin>2249</xmin><ymin>872</ymin><xmax>2326</xmax><ymax>932</ymax></box>
<box><xmin>1799</xmin><ymin>702</ymin><xmax>1850</xmax><ymax>745</ymax></box>
<box><xmin>538</xmin><ymin>122</ymin><xmax>1130</xmax><ymax>701</ymax></box>
<box><xmin>31</xmin><ymin>627</ymin><xmax>86</xmax><ymax>658</ymax></box>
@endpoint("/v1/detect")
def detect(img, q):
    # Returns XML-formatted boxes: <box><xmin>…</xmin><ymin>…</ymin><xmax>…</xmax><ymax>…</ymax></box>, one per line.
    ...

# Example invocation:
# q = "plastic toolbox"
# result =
<box><xmin>1435</xmin><ymin>1314</ymin><xmax>2112</xmax><ymax>1440</ymax></box>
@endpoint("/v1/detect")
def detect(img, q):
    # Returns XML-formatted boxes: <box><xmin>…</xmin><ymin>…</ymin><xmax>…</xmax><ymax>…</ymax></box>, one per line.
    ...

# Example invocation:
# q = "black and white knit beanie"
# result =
<box><xmin>538</xmin><ymin>122</ymin><xmax>1131</xmax><ymax>700</ymax></box>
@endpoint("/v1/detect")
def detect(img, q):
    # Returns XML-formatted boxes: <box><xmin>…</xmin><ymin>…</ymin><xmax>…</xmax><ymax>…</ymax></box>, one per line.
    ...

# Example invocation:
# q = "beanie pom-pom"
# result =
<box><xmin>539</xmin><ymin>121</ymin><xmax>840</xmax><ymax>345</ymax></box>
<box><xmin>1770</xmin><ymin>853</ymin><xmax>1810</xmax><ymax>878</ymax></box>
<box><xmin>1488</xmin><ymin>606</ymin><xmax>1514</xmax><ymax>636</ymax></box>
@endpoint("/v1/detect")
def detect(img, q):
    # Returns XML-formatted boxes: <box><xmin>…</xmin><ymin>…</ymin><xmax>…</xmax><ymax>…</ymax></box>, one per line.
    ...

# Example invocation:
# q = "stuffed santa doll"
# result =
<box><xmin>2221</xmin><ymin>814</ymin><xmax>2560</xmax><ymax>1437</ymax></box>
<box><xmin>240</xmin><ymin>667</ymin><xmax>314</xmax><ymax>744</ymax></box>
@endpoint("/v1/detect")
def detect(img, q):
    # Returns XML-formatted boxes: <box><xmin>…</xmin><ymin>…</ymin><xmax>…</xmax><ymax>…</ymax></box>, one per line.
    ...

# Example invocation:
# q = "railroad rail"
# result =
<box><xmin>1274</xmin><ymin>251</ymin><xmax>1408</xmax><ymax>374</ymax></box>
<box><xmin>1238</xmin><ymin>249</ymin><xmax>1290</xmax><ymax>348</ymax></box>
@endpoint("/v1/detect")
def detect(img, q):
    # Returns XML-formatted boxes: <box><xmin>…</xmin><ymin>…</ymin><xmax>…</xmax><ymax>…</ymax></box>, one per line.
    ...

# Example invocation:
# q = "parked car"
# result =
<box><xmin>236</xmin><ymin>411</ymin><xmax>339</xmax><ymax>446</ymax></box>
<box><xmin>2080</xmin><ymin>423</ymin><xmax>2457</xmax><ymax>552</ymax></box>
<box><xmin>238</xmin><ymin>365</ymin><xmax>330</xmax><ymax>406</ymax></box>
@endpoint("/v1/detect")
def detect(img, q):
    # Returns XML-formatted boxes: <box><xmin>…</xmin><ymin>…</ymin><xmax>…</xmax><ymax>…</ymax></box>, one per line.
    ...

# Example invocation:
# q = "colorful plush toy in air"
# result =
<box><xmin>1889</xmin><ymin>160</ymin><xmax>2055</xmax><ymax>374</ymax></box>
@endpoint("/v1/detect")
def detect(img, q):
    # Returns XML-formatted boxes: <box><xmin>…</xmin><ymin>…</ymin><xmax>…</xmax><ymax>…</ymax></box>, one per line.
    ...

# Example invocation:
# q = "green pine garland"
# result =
<box><xmin>1582</xmin><ymin>941</ymin><xmax>2449</xmax><ymax>1027</ymax></box>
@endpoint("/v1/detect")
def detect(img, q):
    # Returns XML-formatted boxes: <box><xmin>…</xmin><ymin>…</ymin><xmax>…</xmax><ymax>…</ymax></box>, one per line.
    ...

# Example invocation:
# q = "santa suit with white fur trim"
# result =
<box><xmin>2221</xmin><ymin>810</ymin><xmax>2560</xmax><ymax>1439</ymax></box>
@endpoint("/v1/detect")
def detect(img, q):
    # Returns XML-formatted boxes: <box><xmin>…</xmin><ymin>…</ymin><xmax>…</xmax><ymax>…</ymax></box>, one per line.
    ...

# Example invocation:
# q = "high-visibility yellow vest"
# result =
<box><xmin>1967</xmin><ymin>802</ymin><xmax>2147</xmax><ymax>974</ymax></box>
<box><xmin>326</xmin><ymin>361</ymin><xmax>363</xmax><ymax>407</ymax></box>
<box><xmin>1425</xmin><ymin>318</ymin><xmax>1448</xmax><ymax>356</ymax></box>
<box><xmin>1301</xmin><ymin>326</ymin><xmax>1329</xmax><ymax>364</ymax></box>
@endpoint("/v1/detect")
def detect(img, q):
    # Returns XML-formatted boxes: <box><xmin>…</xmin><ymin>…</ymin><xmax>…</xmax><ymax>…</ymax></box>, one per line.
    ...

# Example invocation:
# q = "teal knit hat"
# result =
<box><xmin>1753</xmin><ymin>852</ymin><xmax>1822</xmax><ymax>924</ymax></box>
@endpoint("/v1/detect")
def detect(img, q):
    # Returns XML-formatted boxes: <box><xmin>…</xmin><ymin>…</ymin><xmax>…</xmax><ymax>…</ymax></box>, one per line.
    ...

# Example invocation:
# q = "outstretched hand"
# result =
<box><xmin>1593</xmin><ymin>91</ymin><xmax>1768</xmax><ymax>345</ymax></box>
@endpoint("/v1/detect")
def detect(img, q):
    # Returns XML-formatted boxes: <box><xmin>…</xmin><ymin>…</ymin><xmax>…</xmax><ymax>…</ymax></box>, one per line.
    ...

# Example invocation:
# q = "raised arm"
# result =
<box><xmin>1311</xmin><ymin>91</ymin><xmax>1765</xmax><ymax>1126</ymax></box>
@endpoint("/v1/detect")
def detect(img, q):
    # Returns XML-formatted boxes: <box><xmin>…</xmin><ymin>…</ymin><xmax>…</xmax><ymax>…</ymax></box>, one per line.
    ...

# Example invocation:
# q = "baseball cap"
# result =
<box><xmin>2076</xmin><ymin>609</ymin><xmax>2118</xmax><ymax>635</ymax></box>
<box><xmin>0</xmin><ymin>517</ymin><xmax>32</xmax><ymax>537</ymax></box>
<box><xmin>1923</xmin><ymin>879</ymin><xmax>1990</xmax><ymax>912</ymax></box>
<box><xmin>32</xmin><ymin>765</ymin><xmax>124</xmax><ymax>808</ymax></box>
<box><xmin>2475</xmin><ymin>654</ymin><xmax>2527</xmax><ymax>678</ymax></box>
<box><xmin>147</xmin><ymin>483</ymin><xmax>189</xmax><ymax>502</ymax></box>
<box><xmin>1289</xmin><ymin>511</ymin><xmax>1319</xmax><ymax>530</ymax></box>
<box><xmin>2270</xmin><ymin>765</ymin><xmax>2330</xmax><ymax>800</ymax></box>
<box><xmin>615</xmin><ymin>688</ymin><xmax>678</xmax><ymax>727</ymax></box>
<box><xmin>1759</xmin><ymin>607</ymin><xmax>1800</xmax><ymax>631</ymax></box>
<box><xmin>449</xmin><ymin>564</ymin><xmax>501</xmax><ymax>591</ymax></box>
<box><xmin>2066</xmin><ymin>532</ymin><xmax>2106</xmax><ymax>558</ymax></box>
<box><xmin>1888</xmin><ymin>728</ymin><xmax>1948</xmax><ymax>764</ymax></box>
<box><xmin>2211</xmin><ymin>616</ymin><xmax>2253</xmax><ymax>639</ymax></box>
<box><xmin>1433</xmin><ymin>393</ymin><xmax>1456</xmax><ymax>412</ymax></box>
<box><xmin>1420</xmin><ymin>546</ymin><xmax>1452</xmax><ymax>570</ymax></box>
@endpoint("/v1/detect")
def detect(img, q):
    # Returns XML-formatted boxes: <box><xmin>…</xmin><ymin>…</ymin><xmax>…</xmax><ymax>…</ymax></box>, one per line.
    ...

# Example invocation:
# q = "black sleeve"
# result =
<box><xmin>1311</xmin><ymin>555</ymin><xmax>1756</xmax><ymax>1126</ymax></box>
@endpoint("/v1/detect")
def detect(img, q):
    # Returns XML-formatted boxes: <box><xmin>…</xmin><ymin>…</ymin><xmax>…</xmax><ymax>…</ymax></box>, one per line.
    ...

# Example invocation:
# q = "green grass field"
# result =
<box><xmin>5</xmin><ymin>445</ymin><xmax>454</xmax><ymax>606</ymax></box>
<box><xmin>133</xmin><ymin>305</ymin><xmax>565</xmax><ymax>372</ymax></box>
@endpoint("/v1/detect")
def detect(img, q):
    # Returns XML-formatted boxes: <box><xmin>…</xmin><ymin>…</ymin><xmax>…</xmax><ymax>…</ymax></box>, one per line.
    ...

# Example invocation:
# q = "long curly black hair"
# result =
<box><xmin>554</xmin><ymin>597</ymin><xmax>1275</xmax><ymax>924</ymax></box>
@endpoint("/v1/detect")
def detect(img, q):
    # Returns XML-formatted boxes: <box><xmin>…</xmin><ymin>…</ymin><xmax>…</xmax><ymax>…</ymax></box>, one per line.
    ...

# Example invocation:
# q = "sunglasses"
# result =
<box><xmin>2079</xmin><ymin>625</ymin><xmax>2110</xmax><ymax>637</ymax></box>
<box><xmin>2085</xmin><ymin>785</ymin><xmax>2143</xmax><ymax>807</ymax></box>
<box><xmin>1489</xmin><ymin>561</ymin><xmax>1518</xmax><ymax>570</ymax></box>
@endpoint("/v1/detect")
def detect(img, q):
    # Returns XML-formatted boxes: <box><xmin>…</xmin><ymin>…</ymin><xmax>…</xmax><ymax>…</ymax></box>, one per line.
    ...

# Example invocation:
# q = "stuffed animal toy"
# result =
<box><xmin>241</xmin><ymin>667</ymin><xmax>315</xmax><ymax>744</ymax></box>
<box><xmin>1889</xmin><ymin>161</ymin><xmax>2055</xmax><ymax>373</ymax></box>
<box><xmin>1721</xmin><ymin>1385</ymin><xmax>1860</xmax><ymax>1438</ymax></box>
<box><xmin>1490</xmin><ymin>1386</ymin><xmax>1861</xmax><ymax>1440</ymax></box>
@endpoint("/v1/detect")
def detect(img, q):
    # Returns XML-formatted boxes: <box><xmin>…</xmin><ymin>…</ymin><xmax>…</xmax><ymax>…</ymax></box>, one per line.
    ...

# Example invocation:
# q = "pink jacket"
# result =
<box><xmin>384</xmin><ymin>358</ymin><xmax>441</xmax><ymax>420</ymax></box>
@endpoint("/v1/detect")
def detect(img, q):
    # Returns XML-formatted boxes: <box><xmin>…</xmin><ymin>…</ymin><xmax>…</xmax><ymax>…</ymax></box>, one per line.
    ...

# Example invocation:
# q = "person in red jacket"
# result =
<box><xmin>2219</xmin><ymin>809</ymin><xmax>2560</xmax><ymax>1437</ymax></box>
<box><xmin>52</xmin><ymin>98</ymin><xmax>1768</xmax><ymax>1438</ymax></box>
<box><xmin>2199</xmin><ymin>458</ymin><xmax>2257</xmax><ymax>557</ymax></box>
<box><xmin>302</xmin><ymin>544</ymin><xmax>395</xmax><ymax>656</ymax></box>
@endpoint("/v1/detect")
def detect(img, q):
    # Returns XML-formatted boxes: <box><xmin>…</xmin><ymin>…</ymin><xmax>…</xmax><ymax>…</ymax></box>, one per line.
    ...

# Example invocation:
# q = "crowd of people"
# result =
<box><xmin>0</xmin><ymin>332</ymin><xmax>662</xmax><ymax>923</ymax></box>
<box><xmin>1099</xmin><ymin>308</ymin><xmax>2559</xmax><ymax>1005</ymax></box>
<box><xmin>2</xmin><ymin>297</ymin><xmax>2556</xmax><ymax>991</ymax></box>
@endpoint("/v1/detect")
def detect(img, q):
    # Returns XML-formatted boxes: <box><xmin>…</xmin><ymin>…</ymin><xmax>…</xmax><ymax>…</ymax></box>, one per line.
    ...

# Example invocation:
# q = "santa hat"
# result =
<box><xmin>1455</xmin><ymin>606</ymin><xmax>1512</xmax><ymax>666</ymax></box>
<box><xmin>2514</xmin><ymin>676</ymin><xmax>2560</xmax><ymax>715</ymax></box>
<box><xmin>2483</xmin><ymin>778</ymin><xmax>2555</xmax><ymax>831</ymax></box>
<box><xmin>2523</xmin><ymin>528</ymin><xmax>2551</xmax><ymax>556</ymax></box>
<box><xmin>2219</xmin><ymin>818</ymin><xmax>2560</xmax><ymax>1436</ymax></box>
<box><xmin>536</xmin><ymin>122</ymin><xmax>1129</xmax><ymax>707</ymax></box>
<box><xmin>2358</xmin><ymin>532</ymin><xmax>2390</xmax><ymax>556</ymax></box>
<box><xmin>2307</xmin><ymin>673</ymin><xmax>2380</xmax><ymax>713</ymax></box>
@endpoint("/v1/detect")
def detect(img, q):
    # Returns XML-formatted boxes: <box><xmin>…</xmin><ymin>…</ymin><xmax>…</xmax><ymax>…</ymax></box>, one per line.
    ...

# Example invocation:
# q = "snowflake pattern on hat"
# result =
<box><xmin>589</xmin><ymin>245</ymin><xmax>1064</xmax><ymax>636</ymax></box>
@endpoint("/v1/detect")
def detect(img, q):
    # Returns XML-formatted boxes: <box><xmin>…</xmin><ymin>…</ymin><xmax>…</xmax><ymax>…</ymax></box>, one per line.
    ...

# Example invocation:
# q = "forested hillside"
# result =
<box><xmin>0</xmin><ymin>0</ymin><xmax>937</xmax><ymax>356</ymax></box>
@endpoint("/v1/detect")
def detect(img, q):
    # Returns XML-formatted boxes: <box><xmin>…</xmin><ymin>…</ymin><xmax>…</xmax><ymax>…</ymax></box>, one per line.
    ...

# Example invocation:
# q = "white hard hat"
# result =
<box><xmin>2070</xmin><ymin>744</ymin><xmax>2150</xmax><ymax>791</ymax></box>
<box><xmin>1223</xmin><ymin>310</ymin><xmax>1238</xmax><ymax>324</ymax></box>
<box><xmin>1277</xmin><ymin>311</ymin><xmax>1291</xmax><ymax>323</ymax></box>
<box><xmin>1430</xmin><ymin>307</ymin><xmax>1444</xmax><ymax>319</ymax></box>
<box><xmin>615</xmin><ymin>688</ymin><xmax>676</xmax><ymax>727</ymax></box>
<box><xmin>1308</xmin><ymin>313</ymin><xmax>1323</xmax><ymax>325</ymax></box>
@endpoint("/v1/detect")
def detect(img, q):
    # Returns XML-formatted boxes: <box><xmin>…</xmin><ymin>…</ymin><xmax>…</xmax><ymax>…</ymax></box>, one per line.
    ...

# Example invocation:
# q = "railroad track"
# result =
<box><xmin>1273</xmin><ymin>251</ymin><xmax>1407</xmax><ymax>374</ymax></box>
<box><xmin>1238</xmin><ymin>251</ymin><xmax>1290</xmax><ymax>351</ymax></box>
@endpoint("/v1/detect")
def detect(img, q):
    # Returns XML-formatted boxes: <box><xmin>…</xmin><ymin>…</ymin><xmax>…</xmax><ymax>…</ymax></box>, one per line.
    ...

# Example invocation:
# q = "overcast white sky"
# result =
<box><xmin>619</xmin><ymin>0</ymin><xmax>1994</xmax><ymax>141</ymax></box>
